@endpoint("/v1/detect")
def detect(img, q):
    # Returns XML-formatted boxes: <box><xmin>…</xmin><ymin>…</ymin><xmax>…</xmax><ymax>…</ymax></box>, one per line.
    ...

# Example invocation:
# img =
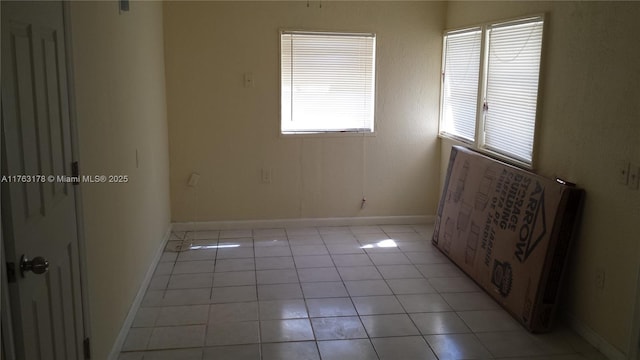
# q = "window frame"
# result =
<box><xmin>439</xmin><ymin>26</ymin><xmax>484</xmax><ymax>144</ymax></box>
<box><xmin>438</xmin><ymin>15</ymin><xmax>545</xmax><ymax>169</ymax></box>
<box><xmin>279</xmin><ymin>30</ymin><xmax>378</xmax><ymax>136</ymax></box>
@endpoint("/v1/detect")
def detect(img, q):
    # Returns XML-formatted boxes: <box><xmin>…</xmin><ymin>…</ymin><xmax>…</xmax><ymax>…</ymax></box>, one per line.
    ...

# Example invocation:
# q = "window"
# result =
<box><xmin>280</xmin><ymin>31</ymin><xmax>376</xmax><ymax>134</ymax></box>
<box><xmin>440</xmin><ymin>16</ymin><xmax>544</xmax><ymax>166</ymax></box>
<box><xmin>441</xmin><ymin>28</ymin><xmax>482</xmax><ymax>142</ymax></box>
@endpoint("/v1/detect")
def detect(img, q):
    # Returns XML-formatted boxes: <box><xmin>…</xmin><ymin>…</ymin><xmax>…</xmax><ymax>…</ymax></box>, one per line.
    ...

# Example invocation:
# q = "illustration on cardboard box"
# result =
<box><xmin>433</xmin><ymin>146</ymin><xmax>583</xmax><ymax>332</ymax></box>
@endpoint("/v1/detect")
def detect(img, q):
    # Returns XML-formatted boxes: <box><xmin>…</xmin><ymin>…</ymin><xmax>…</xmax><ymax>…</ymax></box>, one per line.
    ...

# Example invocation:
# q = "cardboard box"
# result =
<box><xmin>433</xmin><ymin>146</ymin><xmax>583</xmax><ymax>332</ymax></box>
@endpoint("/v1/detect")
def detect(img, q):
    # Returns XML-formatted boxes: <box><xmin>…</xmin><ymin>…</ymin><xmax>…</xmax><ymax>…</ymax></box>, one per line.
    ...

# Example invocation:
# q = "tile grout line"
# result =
<box><xmin>250</xmin><ymin>229</ymin><xmax>266</xmax><ymax>360</ymax></box>
<box><xmin>326</xmin><ymin>226</ymin><xmax>380</xmax><ymax>359</ymax></box>
<box><xmin>203</xmin><ymin>230</ymin><xmax>221</xmax><ymax>354</ymax></box>
<box><xmin>288</xmin><ymin>228</ymin><xmax>324</xmax><ymax>359</ymax></box>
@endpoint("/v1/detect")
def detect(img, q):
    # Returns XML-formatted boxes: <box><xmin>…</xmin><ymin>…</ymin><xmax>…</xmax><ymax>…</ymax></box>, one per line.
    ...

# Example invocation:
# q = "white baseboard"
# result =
<box><xmin>564</xmin><ymin>312</ymin><xmax>627</xmax><ymax>360</ymax></box>
<box><xmin>107</xmin><ymin>225</ymin><xmax>172</xmax><ymax>360</ymax></box>
<box><xmin>172</xmin><ymin>215</ymin><xmax>434</xmax><ymax>232</ymax></box>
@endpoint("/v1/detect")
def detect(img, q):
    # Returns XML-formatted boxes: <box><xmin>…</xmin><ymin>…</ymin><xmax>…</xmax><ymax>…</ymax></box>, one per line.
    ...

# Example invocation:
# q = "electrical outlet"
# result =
<box><xmin>619</xmin><ymin>161</ymin><xmax>630</xmax><ymax>185</ymax></box>
<box><xmin>244</xmin><ymin>72</ymin><xmax>254</xmax><ymax>88</ymax></box>
<box><xmin>188</xmin><ymin>172</ymin><xmax>200</xmax><ymax>187</ymax></box>
<box><xmin>595</xmin><ymin>268</ymin><xmax>605</xmax><ymax>289</ymax></box>
<box><xmin>261</xmin><ymin>168</ymin><xmax>272</xmax><ymax>184</ymax></box>
<box><xmin>629</xmin><ymin>163</ymin><xmax>639</xmax><ymax>190</ymax></box>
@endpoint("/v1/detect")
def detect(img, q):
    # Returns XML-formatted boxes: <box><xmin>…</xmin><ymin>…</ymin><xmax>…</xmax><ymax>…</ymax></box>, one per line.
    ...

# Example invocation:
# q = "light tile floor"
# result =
<box><xmin>119</xmin><ymin>224</ymin><xmax>608</xmax><ymax>360</ymax></box>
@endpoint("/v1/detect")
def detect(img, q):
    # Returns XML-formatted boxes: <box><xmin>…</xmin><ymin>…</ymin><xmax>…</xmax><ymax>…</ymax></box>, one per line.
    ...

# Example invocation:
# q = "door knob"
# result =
<box><xmin>20</xmin><ymin>255</ymin><xmax>49</xmax><ymax>276</ymax></box>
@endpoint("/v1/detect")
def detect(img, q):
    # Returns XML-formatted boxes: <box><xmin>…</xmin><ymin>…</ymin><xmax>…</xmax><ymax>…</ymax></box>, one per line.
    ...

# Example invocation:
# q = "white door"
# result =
<box><xmin>2</xmin><ymin>1</ymin><xmax>85</xmax><ymax>359</ymax></box>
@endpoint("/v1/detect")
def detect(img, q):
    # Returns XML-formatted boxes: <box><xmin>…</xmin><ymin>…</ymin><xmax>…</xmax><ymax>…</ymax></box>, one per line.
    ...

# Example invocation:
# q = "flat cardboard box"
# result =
<box><xmin>433</xmin><ymin>146</ymin><xmax>583</xmax><ymax>332</ymax></box>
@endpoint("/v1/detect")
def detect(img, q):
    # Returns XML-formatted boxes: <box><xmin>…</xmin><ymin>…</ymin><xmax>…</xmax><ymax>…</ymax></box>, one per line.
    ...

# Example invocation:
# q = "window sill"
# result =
<box><xmin>439</xmin><ymin>132</ymin><xmax>534</xmax><ymax>171</ymax></box>
<box><xmin>280</xmin><ymin>131</ymin><xmax>377</xmax><ymax>139</ymax></box>
<box><xmin>481</xmin><ymin>147</ymin><xmax>534</xmax><ymax>171</ymax></box>
<box><xmin>438</xmin><ymin>132</ymin><xmax>474</xmax><ymax>146</ymax></box>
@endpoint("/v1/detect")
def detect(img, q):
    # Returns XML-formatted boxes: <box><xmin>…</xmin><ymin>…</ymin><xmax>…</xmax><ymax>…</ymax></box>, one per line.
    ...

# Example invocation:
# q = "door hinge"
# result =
<box><xmin>83</xmin><ymin>337</ymin><xmax>91</xmax><ymax>359</ymax></box>
<box><xmin>72</xmin><ymin>161</ymin><xmax>80</xmax><ymax>186</ymax></box>
<box><xmin>6</xmin><ymin>262</ymin><xmax>16</xmax><ymax>283</ymax></box>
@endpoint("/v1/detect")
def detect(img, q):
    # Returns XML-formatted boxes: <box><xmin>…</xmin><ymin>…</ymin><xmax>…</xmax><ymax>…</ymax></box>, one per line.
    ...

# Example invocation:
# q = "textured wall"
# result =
<box><xmin>443</xmin><ymin>1</ymin><xmax>640</xmax><ymax>355</ymax></box>
<box><xmin>164</xmin><ymin>1</ymin><xmax>446</xmax><ymax>222</ymax></box>
<box><xmin>70</xmin><ymin>2</ymin><xmax>171</xmax><ymax>358</ymax></box>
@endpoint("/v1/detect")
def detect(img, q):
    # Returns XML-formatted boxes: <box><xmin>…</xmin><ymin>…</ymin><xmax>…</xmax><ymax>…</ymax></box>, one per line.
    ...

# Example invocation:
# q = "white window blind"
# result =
<box><xmin>441</xmin><ymin>28</ymin><xmax>482</xmax><ymax>142</ymax></box>
<box><xmin>281</xmin><ymin>31</ymin><xmax>376</xmax><ymax>134</ymax></box>
<box><xmin>438</xmin><ymin>16</ymin><xmax>544</xmax><ymax>167</ymax></box>
<box><xmin>484</xmin><ymin>19</ymin><xmax>543</xmax><ymax>163</ymax></box>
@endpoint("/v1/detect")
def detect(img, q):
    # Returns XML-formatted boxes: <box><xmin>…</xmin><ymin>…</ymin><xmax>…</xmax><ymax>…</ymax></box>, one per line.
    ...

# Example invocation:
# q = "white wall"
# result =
<box><xmin>164</xmin><ymin>1</ymin><xmax>446</xmax><ymax>222</ymax></box>
<box><xmin>70</xmin><ymin>1</ymin><xmax>171</xmax><ymax>358</ymax></box>
<box><xmin>443</xmin><ymin>1</ymin><xmax>640</xmax><ymax>356</ymax></box>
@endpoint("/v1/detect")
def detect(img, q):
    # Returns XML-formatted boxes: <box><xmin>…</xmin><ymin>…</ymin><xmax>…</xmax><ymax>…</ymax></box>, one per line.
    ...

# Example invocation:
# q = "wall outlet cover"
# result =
<box><xmin>244</xmin><ymin>72</ymin><xmax>254</xmax><ymax>88</ymax></box>
<box><xmin>261</xmin><ymin>168</ymin><xmax>272</xmax><ymax>184</ymax></box>
<box><xmin>595</xmin><ymin>268</ymin><xmax>605</xmax><ymax>289</ymax></box>
<box><xmin>619</xmin><ymin>161</ymin><xmax>630</xmax><ymax>185</ymax></box>
<box><xmin>188</xmin><ymin>172</ymin><xmax>200</xmax><ymax>187</ymax></box>
<box><xmin>629</xmin><ymin>164</ymin><xmax>639</xmax><ymax>190</ymax></box>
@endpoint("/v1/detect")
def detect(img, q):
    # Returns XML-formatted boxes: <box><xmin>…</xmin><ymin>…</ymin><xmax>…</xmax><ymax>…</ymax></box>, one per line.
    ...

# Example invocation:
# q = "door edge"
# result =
<box><xmin>1</xmin><ymin>229</ymin><xmax>17</xmax><ymax>360</ymax></box>
<box><xmin>61</xmin><ymin>1</ymin><xmax>93</xmax><ymax>352</ymax></box>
